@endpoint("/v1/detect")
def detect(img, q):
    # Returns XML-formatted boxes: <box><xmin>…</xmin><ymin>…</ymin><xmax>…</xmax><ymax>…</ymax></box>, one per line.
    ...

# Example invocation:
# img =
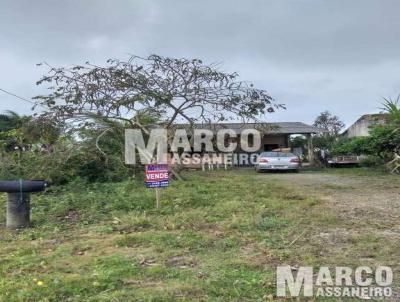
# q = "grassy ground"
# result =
<box><xmin>0</xmin><ymin>168</ymin><xmax>398</xmax><ymax>301</ymax></box>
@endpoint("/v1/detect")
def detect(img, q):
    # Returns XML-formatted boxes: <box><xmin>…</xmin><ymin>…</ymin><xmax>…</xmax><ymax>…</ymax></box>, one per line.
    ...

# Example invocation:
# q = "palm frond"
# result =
<box><xmin>381</xmin><ymin>96</ymin><xmax>400</xmax><ymax>126</ymax></box>
<box><xmin>381</xmin><ymin>96</ymin><xmax>399</xmax><ymax>112</ymax></box>
<box><xmin>0</xmin><ymin>111</ymin><xmax>28</xmax><ymax>132</ymax></box>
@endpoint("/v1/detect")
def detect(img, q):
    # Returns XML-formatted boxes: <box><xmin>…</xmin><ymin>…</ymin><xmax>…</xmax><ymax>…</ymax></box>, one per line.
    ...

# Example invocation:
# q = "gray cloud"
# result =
<box><xmin>0</xmin><ymin>0</ymin><xmax>399</xmax><ymax>126</ymax></box>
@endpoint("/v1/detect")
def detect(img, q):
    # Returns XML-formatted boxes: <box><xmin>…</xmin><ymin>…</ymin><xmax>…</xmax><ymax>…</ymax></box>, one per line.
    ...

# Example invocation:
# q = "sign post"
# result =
<box><xmin>155</xmin><ymin>187</ymin><xmax>160</xmax><ymax>209</ymax></box>
<box><xmin>145</xmin><ymin>164</ymin><xmax>169</xmax><ymax>209</ymax></box>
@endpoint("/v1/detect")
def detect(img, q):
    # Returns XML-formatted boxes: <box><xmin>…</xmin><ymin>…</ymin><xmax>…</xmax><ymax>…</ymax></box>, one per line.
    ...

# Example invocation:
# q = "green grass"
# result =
<box><xmin>0</xmin><ymin>169</ymin><xmax>396</xmax><ymax>301</ymax></box>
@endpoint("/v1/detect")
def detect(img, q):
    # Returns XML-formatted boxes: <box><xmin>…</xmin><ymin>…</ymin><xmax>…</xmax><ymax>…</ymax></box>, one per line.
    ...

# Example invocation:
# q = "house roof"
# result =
<box><xmin>357</xmin><ymin>113</ymin><xmax>387</xmax><ymax>122</ymax></box>
<box><xmin>174</xmin><ymin>122</ymin><xmax>322</xmax><ymax>135</ymax></box>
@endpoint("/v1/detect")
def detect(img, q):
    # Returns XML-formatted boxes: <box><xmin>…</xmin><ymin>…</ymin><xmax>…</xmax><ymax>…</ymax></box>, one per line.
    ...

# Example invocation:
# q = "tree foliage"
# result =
<box><xmin>313</xmin><ymin>111</ymin><xmax>345</xmax><ymax>136</ymax></box>
<box><xmin>0</xmin><ymin>110</ymin><xmax>30</xmax><ymax>132</ymax></box>
<box><xmin>0</xmin><ymin>111</ymin><xmax>62</xmax><ymax>152</ymax></box>
<box><xmin>312</xmin><ymin>111</ymin><xmax>345</xmax><ymax>149</ymax></box>
<box><xmin>330</xmin><ymin>97</ymin><xmax>400</xmax><ymax>173</ymax></box>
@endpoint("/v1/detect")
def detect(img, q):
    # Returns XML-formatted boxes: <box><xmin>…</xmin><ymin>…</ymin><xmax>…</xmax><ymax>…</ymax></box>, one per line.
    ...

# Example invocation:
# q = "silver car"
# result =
<box><xmin>255</xmin><ymin>151</ymin><xmax>300</xmax><ymax>172</ymax></box>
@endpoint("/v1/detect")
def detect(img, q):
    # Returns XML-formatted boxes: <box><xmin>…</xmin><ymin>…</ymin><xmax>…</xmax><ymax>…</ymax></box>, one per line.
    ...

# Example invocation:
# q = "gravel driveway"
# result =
<box><xmin>266</xmin><ymin>170</ymin><xmax>400</xmax><ymax>299</ymax></box>
<box><xmin>269</xmin><ymin>171</ymin><xmax>400</xmax><ymax>234</ymax></box>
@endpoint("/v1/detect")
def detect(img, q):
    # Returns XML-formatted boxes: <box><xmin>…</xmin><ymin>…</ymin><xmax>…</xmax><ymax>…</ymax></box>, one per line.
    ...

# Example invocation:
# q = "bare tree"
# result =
<box><xmin>34</xmin><ymin>55</ymin><xmax>284</xmax><ymax>179</ymax></box>
<box><xmin>34</xmin><ymin>55</ymin><xmax>284</xmax><ymax>131</ymax></box>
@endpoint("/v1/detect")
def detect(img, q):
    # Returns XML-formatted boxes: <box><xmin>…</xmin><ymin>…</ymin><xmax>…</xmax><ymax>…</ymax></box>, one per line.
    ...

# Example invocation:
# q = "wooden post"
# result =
<box><xmin>306</xmin><ymin>133</ymin><xmax>315</xmax><ymax>165</ymax></box>
<box><xmin>155</xmin><ymin>188</ymin><xmax>160</xmax><ymax>209</ymax></box>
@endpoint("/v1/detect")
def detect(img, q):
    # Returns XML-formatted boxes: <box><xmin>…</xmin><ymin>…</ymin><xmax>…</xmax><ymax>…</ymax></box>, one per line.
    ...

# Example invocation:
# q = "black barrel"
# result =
<box><xmin>0</xmin><ymin>180</ymin><xmax>46</xmax><ymax>193</ymax></box>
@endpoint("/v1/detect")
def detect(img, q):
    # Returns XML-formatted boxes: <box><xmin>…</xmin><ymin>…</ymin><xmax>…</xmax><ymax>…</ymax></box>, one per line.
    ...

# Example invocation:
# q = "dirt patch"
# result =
<box><xmin>268</xmin><ymin>172</ymin><xmax>400</xmax><ymax>237</ymax></box>
<box><xmin>264</xmin><ymin>171</ymin><xmax>400</xmax><ymax>297</ymax></box>
<box><xmin>165</xmin><ymin>256</ymin><xmax>197</xmax><ymax>268</ymax></box>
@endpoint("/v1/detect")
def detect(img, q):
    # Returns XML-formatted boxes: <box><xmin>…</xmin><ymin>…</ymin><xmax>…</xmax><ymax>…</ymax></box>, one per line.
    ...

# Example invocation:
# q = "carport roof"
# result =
<box><xmin>174</xmin><ymin>122</ymin><xmax>323</xmax><ymax>135</ymax></box>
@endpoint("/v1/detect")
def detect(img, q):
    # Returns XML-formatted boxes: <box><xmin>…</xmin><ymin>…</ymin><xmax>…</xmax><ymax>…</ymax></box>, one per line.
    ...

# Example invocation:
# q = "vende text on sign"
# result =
<box><xmin>145</xmin><ymin>164</ymin><xmax>169</xmax><ymax>188</ymax></box>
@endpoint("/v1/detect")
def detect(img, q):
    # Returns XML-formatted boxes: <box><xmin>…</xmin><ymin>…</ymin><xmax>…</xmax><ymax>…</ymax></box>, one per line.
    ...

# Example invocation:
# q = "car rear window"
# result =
<box><xmin>281</xmin><ymin>152</ymin><xmax>296</xmax><ymax>157</ymax></box>
<box><xmin>260</xmin><ymin>152</ymin><xmax>296</xmax><ymax>157</ymax></box>
<box><xmin>260</xmin><ymin>152</ymin><xmax>278</xmax><ymax>157</ymax></box>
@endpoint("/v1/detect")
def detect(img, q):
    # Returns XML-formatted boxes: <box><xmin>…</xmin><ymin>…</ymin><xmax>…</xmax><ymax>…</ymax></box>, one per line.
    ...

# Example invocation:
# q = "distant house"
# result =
<box><xmin>175</xmin><ymin>122</ymin><xmax>322</xmax><ymax>164</ymax></box>
<box><xmin>342</xmin><ymin>114</ymin><xmax>387</xmax><ymax>138</ymax></box>
<box><xmin>176</xmin><ymin>122</ymin><xmax>321</xmax><ymax>151</ymax></box>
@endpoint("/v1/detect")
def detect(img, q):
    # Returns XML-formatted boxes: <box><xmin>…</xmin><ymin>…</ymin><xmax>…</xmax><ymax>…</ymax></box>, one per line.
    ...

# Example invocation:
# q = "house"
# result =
<box><xmin>342</xmin><ymin>114</ymin><xmax>387</xmax><ymax>138</ymax></box>
<box><xmin>175</xmin><ymin>122</ymin><xmax>322</xmax><ymax>164</ymax></box>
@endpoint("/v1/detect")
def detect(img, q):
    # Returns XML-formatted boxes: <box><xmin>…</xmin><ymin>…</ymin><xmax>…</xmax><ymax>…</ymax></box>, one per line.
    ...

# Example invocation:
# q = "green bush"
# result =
<box><xmin>330</xmin><ymin>136</ymin><xmax>370</xmax><ymax>156</ymax></box>
<box><xmin>66</xmin><ymin>149</ymin><xmax>136</xmax><ymax>183</ymax></box>
<box><xmin>359</xmin><ymin>155</ymin><xmax>385</xmax><ymax>167</ymax></box>
<box><xmin>0</xmin><ymin>142</ymin><xmax>138</xmax><ymax>184</ymax></box>
<box><xmin>0</xmin><ymin>148</ymin><xmax>72</xmax><ymax>184</ymax></box>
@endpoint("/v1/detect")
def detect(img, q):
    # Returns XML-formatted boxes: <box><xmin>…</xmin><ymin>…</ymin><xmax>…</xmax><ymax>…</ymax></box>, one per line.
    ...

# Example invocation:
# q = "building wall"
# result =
<box><xmin>345</xmin><ymin>118</ymin><xmax>385</xmax><ymax>138</ymax></box>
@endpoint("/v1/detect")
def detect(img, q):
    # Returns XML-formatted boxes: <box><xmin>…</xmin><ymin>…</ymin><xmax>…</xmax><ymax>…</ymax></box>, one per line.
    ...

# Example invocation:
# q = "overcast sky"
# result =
<box><xmin>1</xmin><ymin>0</ymin><xmax>399</xmax><ymax>127</ymax></box>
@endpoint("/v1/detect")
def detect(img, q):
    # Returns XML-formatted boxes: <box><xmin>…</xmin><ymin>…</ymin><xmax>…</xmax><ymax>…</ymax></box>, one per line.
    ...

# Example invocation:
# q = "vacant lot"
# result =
<box><xmin>0</xmin><ymin>168</ymin><xmax>399</xmax><ymax>301</ymax></box>
<box><xmin>269</xmin><ymin>169</ymin><xmax>400</xmax><ymax>293</ymax></box>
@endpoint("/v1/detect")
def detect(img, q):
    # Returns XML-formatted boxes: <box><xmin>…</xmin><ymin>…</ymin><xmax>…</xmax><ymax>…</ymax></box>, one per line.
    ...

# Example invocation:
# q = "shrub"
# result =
<box><xmin>359</xmin><ymin>156</ymin><xmax>385</xmax><ymax>167</ymax></box>
<box><xmin>65</xmin><ymin>149</ymin><xmax>136</xmax><ymax>183</ymax></box>
<box><xmin>330</xmin><ymin>136</ymin><xmax>370</xmax><ymax>156</ymax></box>
<box><xmin>0</xmin><ymin>147</ymin><xmax>70</xmax><ymax>184</ymax></box>
<box><xmin>0</xmin><ymin>140</ymin><xmax>137</xmax><ymax>184</ymax></box>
